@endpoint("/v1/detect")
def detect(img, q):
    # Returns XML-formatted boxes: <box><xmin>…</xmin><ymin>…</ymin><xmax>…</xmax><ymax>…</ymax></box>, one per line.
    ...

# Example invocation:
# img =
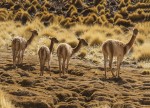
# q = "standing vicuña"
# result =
<box><xmin>102</xmin><ymin>28</ymin><xmax>138</xmax><ymax>79</ymax></box>
<box><xmin>12</xmin><ymin>30</ymin><xmax>38</xmax><ymax>67</ymax></box>
<box><xmin>57</xmin><ymin>38</ymin><xmax>88</xmax><ymax>77</ymax></box>
<box><xmin>38</xmin><ymin>37</ymin><xmax>59</xmax><ymax>76</ymax></box>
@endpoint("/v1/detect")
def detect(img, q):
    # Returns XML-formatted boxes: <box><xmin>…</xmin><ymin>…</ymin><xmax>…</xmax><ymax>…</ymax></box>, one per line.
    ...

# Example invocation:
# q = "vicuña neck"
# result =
<box><xmin>49</xmin><ymin>41</ymin><xmax>54</xmax><ymax>53</ymax></box>
<box><xmin>124</xmin><ymin>34</ymin><xmax>136</xmax><ymax>54</ymax></box>
<box><xmin>72</xmin><ymin>41</ymin><xmax>82</xmax><ymax>56</ymax></box>
<box><xmin>26</xmin><ymin>33</ymin><xmax>35</xmax><ymax>48</ymax></box>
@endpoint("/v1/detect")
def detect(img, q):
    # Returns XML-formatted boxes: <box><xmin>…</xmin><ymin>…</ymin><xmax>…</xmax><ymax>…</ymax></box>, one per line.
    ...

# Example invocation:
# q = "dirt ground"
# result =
<box><xmin>0</xmin><ymin>47</ymin><xmax>150</xmax><ymax>108</ymax></box>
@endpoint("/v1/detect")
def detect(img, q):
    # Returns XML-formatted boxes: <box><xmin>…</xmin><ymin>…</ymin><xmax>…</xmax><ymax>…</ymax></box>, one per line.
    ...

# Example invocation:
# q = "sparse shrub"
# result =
<box><xmin>106</xmin><ymin>32</ymin><xmax>113</xmax><ymax>37</ymax></box>
<box><xmin>27</xmin><ymin>5</ymin><xmax>37</xmax><ymax>15</ymax></box>
<box><xmin>14</xmin><ymin>10</ymin><xmax>31</xmax><ymax>24</ymax></box>
<box><xmin>94</xmin><ymin>0</ymin><xmax>103</xmax><ymax>6</ymax></box>
<box><xmin>100</xmin><ymin>9</ymin><xmax>105</xmax><ymax>15</ymax></box>
<box><xmin>127</xmin><ymin>4</ymin><xmax>137</xmax><ymax>12</ymax></box>
<box><xmin>21</xmin><ymin>11</ymin><xmax>31</xmax><ymax>25</ymax></box>
<box><xmin>119</xmin><ymin>7</ymin><xmax>128</xmax><ymax>18</ymax></box>
<box><xmin>3</xmin><ymin>0</ymin><xmax>14</xmax><ymax>9</ymax></box>
<box><xmin>0</xmin><ymin>90</ymin><xmax>14</xmax><ymax>108</ymax></box>
<box><xmin>75</xmin><ymin>29</ymin><xmax>84</xmax><ymax>36</ymax></box>
<box><xmin>60</xmin><ymin>18</ymin><xmax>76</xmax><ymax>28</ymax></box>
<box><xmin>66</xmin><ymin>5</ymin><xmax>78</xmax><ymax>17</ymax></box>
<box><xmin>90</xmin><ymin>37</ymin><xmax>102</xmax><ymax>46</ymax></box>
<box><xmin>81</xmin><ymin>7</ymin><xmax>98</xmax><ymax>16</ymax></box>
<box><xmin>97</xmin><ymin>17</ymin><xmax>103</xmax><ymax>25</ymax></box>
<box><xmin>24</xmin><ymin>0</ymin><xmax>31</xmax><ymax>9</ymax></box>
<box><xmin>41</xmin><ymin>12</ymin><xmax>55</xmax><ymax>24</ymax></box>
<box><xmin>11</xmin><ymin>4</ymin><xmax>22</xmax><ymax>11</ymax></box>
<box><xmin>44</xmin><ymin>2</ymin><xmax>51</xmax><ymax>8</ymax></box>
<box><xmin>137</xmin><ymin>53</ymin><xmax>150</xmax><ymax>61</ymax></box>
<box><xmin>14</xmin><ymin>10</ymin><xmax>22</xmax><ymax>21</ymax></box>
<box><xmin>100</xmin><ymin>15</ymin><xmax>108</xmax><ymax>22</ymax></box>
<box><xmin>115</xmin><ymin>18</ymin><xmax>134</xmax><ymax>27</ymax></box>
<box><xmin>78</xmin><ymin>49</ymin><xmax>87</xmax><ymax>58</ymax></box>
<box><xmin>83</xmin><ymin>13</ymin><xmax>98</xmax><ymax>25</ymax></box>
<box><xmin>119</xmin><ymin>1</ymin><xmax>126</xmax><ymax>8</ymax></box>
<box><xmin>73</xmin><ymin>0</ymin><xmax>86</xmax><ymax>8</ymax></box>
<box><xmin>96</xmin><ymin>4</ymin><xmax>105</xmax><ymax>12</ymax></box>
<box><xmin>35</xmin><ymin>12</ymin><xmax>43</xmax><ymax>19</ymax></box>
<box><xmin>35</xmin><ymin>4</ymin><xmax>41</xmax><ymax>11</ymax></box>
<box><xmin>108</xmin><ymin>18</ymin><xmax>114</xmax><ymax>23</ymax></box>
<box><xmin>41</xmin><ymin>6</ymin><xmax>47</xmax><ymax>11</ymax></box>
<box><xmin>0</xmin><ymin>8</ymin><xmax>9</xmax><ymax>21</ymax></box>
<box><xmin>60</xmin><ymin>18</ymin><xmax>71</xmax><ymax>26</ymax></box>
<box><xmin>114</xmin><ymin>13</ymin><xmax>123</xmax><ymax>22</ymax></box>
<box><xmin>31</xmin><ymin>0</ymin><xmax>39</xmax><ymax>5</ymax></box>
<box><xmin>137</xmin><ymin>37</ymin><xmax>144</xmax><ymax>45</ymax></box>
<box><xmin>128</xmin><ymin>11</ymin><xmax>145</xmax><ymax>22</ymax></box>
<box><xmin>68</xmin><ymin>40</ymin><xmax>78</xmax><ymax>47</ymax></box>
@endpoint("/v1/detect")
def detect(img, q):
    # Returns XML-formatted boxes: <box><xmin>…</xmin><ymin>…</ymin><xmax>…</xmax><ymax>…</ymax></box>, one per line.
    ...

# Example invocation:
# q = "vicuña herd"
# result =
<box><xmin>11</xmin><ymin>28</ymin><xmax>138</xmax><ymax>79</ymax></box>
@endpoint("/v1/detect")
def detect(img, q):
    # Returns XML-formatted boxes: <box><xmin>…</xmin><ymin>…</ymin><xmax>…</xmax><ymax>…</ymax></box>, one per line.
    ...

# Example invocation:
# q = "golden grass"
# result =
<box><xmin>133</xmin><ymin>43</ymin><xmax>150</xmax><ymax>62</ymax></box>
<box><xmin>0</xmin><ymin>19</ymin><xmax>150</xmax><ymax>64</ymax></box>
<box><xmin>0</xmin><ymin>90</ymin><xmax>14</xmax><ymax>108</ymax></box>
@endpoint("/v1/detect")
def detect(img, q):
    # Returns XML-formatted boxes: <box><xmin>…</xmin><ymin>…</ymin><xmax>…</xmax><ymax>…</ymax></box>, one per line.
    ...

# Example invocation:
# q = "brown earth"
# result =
<box><xmin>0</xmin><ymin>47</ymin><xmax>150</xmax><ymax>108</ymax></box>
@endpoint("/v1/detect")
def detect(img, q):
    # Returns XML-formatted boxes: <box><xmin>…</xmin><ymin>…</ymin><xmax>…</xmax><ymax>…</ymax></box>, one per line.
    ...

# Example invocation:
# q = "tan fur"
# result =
<box><xmin>102</xmin><ymin>29</ymin><xmax>138</xmax><ymax>79</ymax></box>
<box><xmin>12</xmin><ymin>30</ymin><xmax>38</xmax><ymax>67</ymax></box>
<box><xmin>38</xmin><ymin>38</ymin><xmax>59</xmax><ymax>76</ymax></box>
<box><xmin>57</xmin><ymin>38</ymin><xmax>88</xmax><ymax>77</ymax></box>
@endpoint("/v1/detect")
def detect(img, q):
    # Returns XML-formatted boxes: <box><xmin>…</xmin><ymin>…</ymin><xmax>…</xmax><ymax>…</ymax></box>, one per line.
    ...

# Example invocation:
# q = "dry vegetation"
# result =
<box><xmin>0</xmin><ymin>0</ymin><xmax>150</xmax><ymax>108</ymax></box>
<box><xmin>0</xmin><ymin>90</ymin><xmax>14</xmax><ymax>108</ymax></box>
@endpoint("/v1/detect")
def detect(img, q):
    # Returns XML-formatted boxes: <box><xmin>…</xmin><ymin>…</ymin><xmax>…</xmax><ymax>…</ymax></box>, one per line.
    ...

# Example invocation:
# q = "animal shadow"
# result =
<box><xmin>17</xmin><ymin>63</ymin><xmax>36</xmax><ymax>71</ymax></box>
<box><xmin>100</xmin><ymin>77</ymin><xmax>126</xmax><ymax>85</ymax></box>
<box><xmin>3</xmin><ymin>63</ymin><xmax>36</xmax><ymax>71</ymax></box>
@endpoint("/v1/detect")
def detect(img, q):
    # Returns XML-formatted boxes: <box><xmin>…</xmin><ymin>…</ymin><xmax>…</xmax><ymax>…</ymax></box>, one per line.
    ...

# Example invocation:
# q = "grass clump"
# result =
<box><xmin>128</xmin><ymin>10</ymin><xmax>145</xmax><ymax>22</ymax></box>
<box><xmin>83</xmin><ymin>13</ymin><xmax>98</xmax><ymax>25</ymax></box>
<box><xmin>14</xmin><ymin>10</ymin><xmax>31</xmax><ymax>24</ymax></box>
<box><xmin>0</xmin><ymin>8</ymin><xmax>9</xmax><ymax>21</ymax></box>
<box><xmin>138</xmin><ymin>53</ymin><xmax>150</xmax><ymax>62</ymax></box>
<box><xmin>66</xmin><ymin>5</ymin><xmax>78</xmax><ymax>17</ymax></box>
<box><xmin>0</xmin><ymin>90</ymin><xmax>14</xmax><ymax>108</ymax></box>
<box><xmin>114</xmin><ymin>13</ymin><xmax>123</xmax><ymax>22</ymax></box>
<box><xmin>40</xmin><ymin>12</ymin><xmax>55</xmax><ymax>24</ymax></box>
<box><xmin>115</xmin><ymin>18</ymin><xmax>134</xmax><ymax>27</ymax></box>
<box><xmin>78</xmin><ymin>49</ymin><xmax>87</xmax><ymax>58</ymax></box>
<box><xmin>27</xmin><ymin>5</ymin><xmax>37</xmax><ymax>15</ymax></box>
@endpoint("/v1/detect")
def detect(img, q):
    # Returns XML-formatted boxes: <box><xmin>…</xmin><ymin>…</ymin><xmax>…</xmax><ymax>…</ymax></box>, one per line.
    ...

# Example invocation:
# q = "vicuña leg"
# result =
<box><xmin>109</xmin><ymin>56</ymin><xmax>115</xmax><ymax>77</ymax></box>
<box><xmin>66</xmin><ymin>57</ymin><xmax>70</xmax><ymax>73</ymax></box>
<box><xmin>48</xmin><ymin>59</ymin><xmax>51</xmax><ymax>76</ymax></box>
<box><xmin>103</xmin><ymin>54</ymin><xmax>108</xmax><ymax>79</ymax></box>
<box><xmin>116</xmin><ymin>56</ymin><xmax>123</xmax><ymax>78</ymax></box>
<box><xmin>62</xmin><ymin>58</ymin><xmax>66</xmax><ymax>75</ymax></box>
<box><xmin>58</xmin><ymin>57</ymin><xmax>62</xmax><ymax>77</ymax></box>
<box><xmin>12</xmin><ymin>50</ymin><xmax>17</xmax><ymax>67</ymax></box>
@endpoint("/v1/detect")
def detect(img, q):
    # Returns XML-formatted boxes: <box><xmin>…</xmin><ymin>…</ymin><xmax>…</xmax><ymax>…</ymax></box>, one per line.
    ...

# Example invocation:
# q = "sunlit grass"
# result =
<box><xmin>0</xmin><ymin>90</ymin><xmax>14</xmax><ymax>108</ymax></box>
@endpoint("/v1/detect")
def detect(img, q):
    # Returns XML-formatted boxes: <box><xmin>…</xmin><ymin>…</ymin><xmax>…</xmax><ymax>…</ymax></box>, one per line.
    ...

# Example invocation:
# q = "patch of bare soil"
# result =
<box><xmin>0</xmin><ymin>48</ymin><xmax>150</xmax><ymax>108</ymax></box>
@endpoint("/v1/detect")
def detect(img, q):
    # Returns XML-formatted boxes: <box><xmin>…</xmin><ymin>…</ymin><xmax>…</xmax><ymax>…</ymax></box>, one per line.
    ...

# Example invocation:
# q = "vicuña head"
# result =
<box><xmin>49</xmin><ymin>37</ymin><xmax>59</xmax><ymax>43</ymax></box>
<box><xmin>77</xmin><ymin>38</ymin><xmax>88</xmax><ymax>46</ymax></box>
<box><xmin>30</xmin><ymin>30</ymin><xmax>38</xmax><ymax>36</ymax></box>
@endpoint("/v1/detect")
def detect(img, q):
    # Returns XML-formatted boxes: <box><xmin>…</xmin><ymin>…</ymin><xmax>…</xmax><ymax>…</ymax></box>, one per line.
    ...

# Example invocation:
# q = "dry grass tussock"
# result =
<box><xmin>0</xmin><ymin>19</ymin><xmax>149</xmax><ymax>64</ymax></box>
<box><xmin>0</xmin><ymin>90</ymin><xmax>14</xmax><ymax>108</ymax></box>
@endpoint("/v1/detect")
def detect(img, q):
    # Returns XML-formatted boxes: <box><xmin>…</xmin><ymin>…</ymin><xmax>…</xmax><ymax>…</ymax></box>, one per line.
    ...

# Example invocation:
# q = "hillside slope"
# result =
<box><xmin>0</xmin><ymin>46</ymin><xmax>150</xmax><ymax>108</ymax></box>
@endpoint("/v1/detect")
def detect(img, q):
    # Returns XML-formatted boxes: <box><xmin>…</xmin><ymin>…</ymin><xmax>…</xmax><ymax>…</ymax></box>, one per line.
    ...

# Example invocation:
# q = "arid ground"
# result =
<box><xmin>0</xmin><ymin>43</ymin><xmax>150</xmax><ymax>108</ymax></box>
